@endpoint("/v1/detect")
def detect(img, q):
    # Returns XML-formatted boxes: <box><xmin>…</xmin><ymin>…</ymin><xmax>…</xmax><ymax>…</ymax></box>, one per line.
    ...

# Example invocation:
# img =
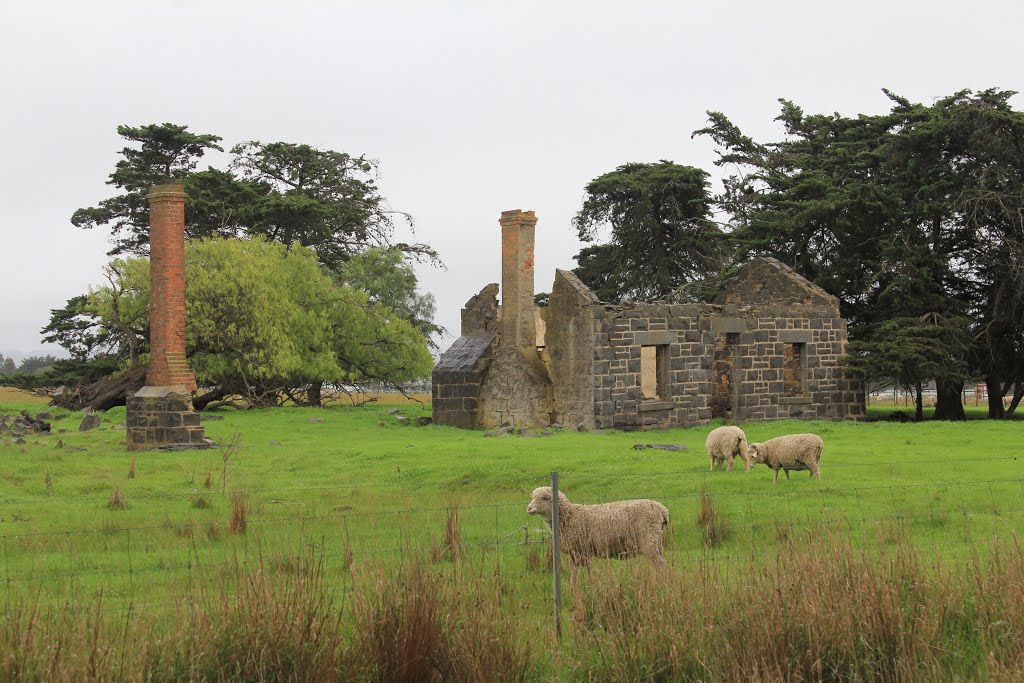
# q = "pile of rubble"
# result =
<box><xmin>0</xmin><ymin>411</ymin><xmax>52</xmax><ymax>442</ymax></box>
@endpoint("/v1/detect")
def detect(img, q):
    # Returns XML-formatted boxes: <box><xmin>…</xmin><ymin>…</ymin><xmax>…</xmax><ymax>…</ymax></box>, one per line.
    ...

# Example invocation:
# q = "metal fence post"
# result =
<box><xmin>550</xmin><ymin>471</ymin><xmax>562</xmax><ymax>641</ymax></box>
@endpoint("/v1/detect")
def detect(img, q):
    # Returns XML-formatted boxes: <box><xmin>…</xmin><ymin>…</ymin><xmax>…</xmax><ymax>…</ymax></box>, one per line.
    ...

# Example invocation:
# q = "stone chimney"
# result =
<box><xmin>499</xmin><ymin>209</ymin><xmax>538</xmax><ymax>349</ymax></box>
<box><xmin>146</xmin><ymin>183</ymin><xmax>197</xmax><ymax>391</ymax></box>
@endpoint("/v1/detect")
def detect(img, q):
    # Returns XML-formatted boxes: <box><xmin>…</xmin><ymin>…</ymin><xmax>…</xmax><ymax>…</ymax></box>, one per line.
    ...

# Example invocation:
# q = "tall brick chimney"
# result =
<box><xmin>126</xmin><ymin>183</ymin><xmax>206</xmax><ymax>451</ymax></box>
<box><xmin>499</xmin><ymin>209</ymin><xmax>538</xmax><ymax>349</ymax></box>
<box><xmin>146</xmin><ymin>183</ymin><xmax>196</xmax><ymax>391</ymax></box>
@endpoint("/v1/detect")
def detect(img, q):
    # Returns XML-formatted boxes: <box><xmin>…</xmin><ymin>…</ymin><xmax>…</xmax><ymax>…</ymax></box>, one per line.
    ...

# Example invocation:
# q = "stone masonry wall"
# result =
<box><xmin>544</xmin><ymin>270</ymin><xmax>599</xmax><ymax>429</ymax></box>
<box><xmin>591</xmin><ymin>303</ymin><xmax>713</xmax><ymax>430</ymax></box>
<box><xmin>431</xmin><ymin>333</ymin><xmax>497</xmax><ymax>428</ymax></box>
<box><xmin>126</xmin><ymin>389</ymin><xmax>206</xmax><ymax>451</ymax></box>
<box><xmin>478</xmin><ymin>347</ymin><xmax>552</xmax><ymax>427</ymax></box>
<box><xmin>588</xmin><ymin>300</ymin><xmax>864</xmax><ymax>429</ymax></box>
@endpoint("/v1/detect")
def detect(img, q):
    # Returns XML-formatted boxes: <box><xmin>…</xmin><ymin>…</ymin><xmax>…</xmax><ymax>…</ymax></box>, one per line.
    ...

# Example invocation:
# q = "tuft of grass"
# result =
<box><xmin>204</xmin><ymin>468</ymin><xmax>212</xmax><ymax>489</ymax></box>
<box><xmin>697</xmin><ymin>486</ymin><xmax>730</xmax><ymax>547</ymax></box>
<box><xmin>430</xmin><ymin>504</ymin><xmax>465</xmax><ymax>563</ymax></box>
<box><xmin>43</xmin><ymin>468</ymin><xmax>52</xmax><ymax>496</ymax></box>
<box><xmin>128</xmin><ymin>456</ymin><xmax>136</xmax><ymax>479</ymax></box>
<box><xmin>191</xmin><ymin>492</ymin><xmax>211</xmax><ymax>509</ymax></box>
<box><xmin>230</xmin><ymin>491</ymin><xmax>247</xmax><ymax>534</ymax></box>
<box><xmin>108</xmin><ymin>486</ymin><xmax>129</xmax><ymax>510</ymax></box>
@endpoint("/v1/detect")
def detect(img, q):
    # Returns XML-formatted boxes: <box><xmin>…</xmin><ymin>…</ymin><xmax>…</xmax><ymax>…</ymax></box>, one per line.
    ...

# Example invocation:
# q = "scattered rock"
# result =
<box><xmin>632</xmin><ymin>443</ymin><xmax>689</xmax><ymax>452</ymax></box>
<box><xmin>35</xmin><ymin>412</ymin><xmax>53</xmax><ymax>420</ymax></box>
<box><xmin>55</xmin><ymin>439</ymin><xmax>64</xmax><ymax>449</ymax></box>
<box><xmin>387</xmin><ymin>408</ymin><xmax>402</xmax><ymax>415</ymax></box>
<box><xmin>0</xmin><ymin>411</ymin><xmax>52</xmax><ymax>435</ymax></box>
<box><xmin>78</xmin><ymin>414</ymin><xmax>101</xmax><ymax>432</ymax></box>
<box><xmin>575</xmin><ymin>422</ymin><xmax>589</xmax><ymax>433</ymax></box>
<box><xmin>377</xmin><ymin>421</ymin><xmax>386</xmax><ymax>427</ymax></box>
<box><xmin>416</xmin><ymin>416</ymin><xmax>432</xmax><ymax>427</ymax></box>
<box><xmin>536</xmin><ymin>419</ymin><xmax>550</xmax><ymax>430</ymax></box>
<box><xmin>484</xmin><ymin>426</ymin><xmax>515</xmax><ymax>438</ymax></box>
<box><xmin>199</xmin><ymin>414</ymin><xmax>225</xmax><ymax>421</ymax></box>
<box><xmin>307</xmin><ymin>417</ymin><xmax>326</xmax><ymax>423</ymax></box>
<box><xmin>270</xmin><ymin>441</ymin><xmax>282</xmax><ymax>446</ymax></box>
<box><xmin>550</xmin><ymin>423</ymin><xmax>564</xmax><ymax>430</ymax></box>
<box><xmin>395</xmin><ymin>416</ymin><xmax>411</xmax><ymax>425</ymax></box>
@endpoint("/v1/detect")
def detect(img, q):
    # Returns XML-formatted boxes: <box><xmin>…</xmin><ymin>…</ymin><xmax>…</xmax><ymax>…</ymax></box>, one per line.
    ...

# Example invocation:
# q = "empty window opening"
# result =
<box><xmin>641</xmin><ymin>345</ymin><xmax>667</xmax><ymax>400</ymax></box>
<box><xmin>784</xmin><ymin>343</ymin><xmax>806</xmax><ymax>397</ymax></box>
<box><xmin>712</xmin><ymin>333</ymin><xmax>740</xmax><ymax>418</ymax></box>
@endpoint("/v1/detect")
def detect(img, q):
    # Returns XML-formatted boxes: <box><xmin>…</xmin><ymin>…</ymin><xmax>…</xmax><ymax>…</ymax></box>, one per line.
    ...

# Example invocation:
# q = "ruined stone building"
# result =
<box><xmin>432</xmin><ymin>210</ymin><xmax>865</xmax><ymax>430</ymax></box>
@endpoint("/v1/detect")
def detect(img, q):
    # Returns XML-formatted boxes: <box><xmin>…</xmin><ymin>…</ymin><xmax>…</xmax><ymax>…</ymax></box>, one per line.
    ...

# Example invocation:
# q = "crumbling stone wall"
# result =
<box><xmin>461</xmin><ymin>283</ymin><xmax>499</xmax><ymax>336</ymax></box>
<box><xmin>432</xmin><ymin>219</ymin><xmax>865</xmax><ymax>431</ymax></box>
<box><xmin>590</xmin><ymin>304</ymin><xmax>713</xmax><ymax>429</ymax></box>
<box><xmin>431</xmin><ymin>333</ymin><xmax>497</xmax><ymax>428</ymax></box>
<box><xmin>477</xmin><ymin>347</ymin><xmax>552</xmax><ymax>427</ymax></box>
<box><xmin>544</xmin><ymin>270</ymin><xmax>599</xmax><ymax>429</ymax></box>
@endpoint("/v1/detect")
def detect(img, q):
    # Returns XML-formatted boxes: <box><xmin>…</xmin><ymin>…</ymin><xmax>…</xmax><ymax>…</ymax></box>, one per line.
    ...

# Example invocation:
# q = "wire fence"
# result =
<box><xmin>0</xmin><ymin>457</ymin><xmax>1021</xmax><ymax>620</ymax></box>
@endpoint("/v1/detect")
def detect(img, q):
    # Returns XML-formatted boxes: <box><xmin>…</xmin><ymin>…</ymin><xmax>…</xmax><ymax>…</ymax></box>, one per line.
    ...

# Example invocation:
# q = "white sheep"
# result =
<box><xmin>705</xmin><ymin>425</ymin><xmax>749</xmax><ymax>472</ymax></box>
<box><xmin>526</xmin><ymin>486</ymin><xmax>669</xmax><ymax>566</ymax></box>
<box><xmin>747</xmin><ymin>433</ymin><xmax>824</xmax><ymax>483</ymax></box>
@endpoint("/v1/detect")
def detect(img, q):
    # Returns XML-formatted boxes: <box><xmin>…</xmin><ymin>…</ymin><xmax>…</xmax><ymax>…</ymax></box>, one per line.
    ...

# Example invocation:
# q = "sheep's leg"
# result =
<box><xmin>709</xmin><ymin>456</ymin><xmax>715</xmax><ymax>471</ymax></box>
<box><xmin>784</xmin><ymin>469</ymin><xmax>790</xmax><ymax>480</ymax></box>
<box><xmin>773</xmin><ymin>468</ymin><xmax>780</xmax><ymax>483</ymax></box>
<box><xmin>727</xmin><ymin>456</ymin><xmax>734</xmax><ymax>472</ymax></box>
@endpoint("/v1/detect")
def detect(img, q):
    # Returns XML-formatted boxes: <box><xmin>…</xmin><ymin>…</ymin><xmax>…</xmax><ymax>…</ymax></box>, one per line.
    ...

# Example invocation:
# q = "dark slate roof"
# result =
<box><xmin>434</xmin><ymin>333</ymin><xmax>498</xmax><ymax>373</ymax></box>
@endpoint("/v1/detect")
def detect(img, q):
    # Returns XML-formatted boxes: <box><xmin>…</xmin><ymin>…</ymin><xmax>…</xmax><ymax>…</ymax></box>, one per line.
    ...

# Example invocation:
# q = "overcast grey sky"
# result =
<box><xmin>2</xmin><ymin>0</ymin><xmax>1021</xmax><ymax>361</ymax></box>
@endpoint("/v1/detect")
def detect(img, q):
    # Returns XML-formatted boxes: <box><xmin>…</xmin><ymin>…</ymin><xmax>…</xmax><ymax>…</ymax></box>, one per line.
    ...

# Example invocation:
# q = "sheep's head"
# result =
<box><xmin>527</xmin><ymin>486</ymin><xmax>569</xmax><ymax>521</ymax></box>
<box><xmin>747</xmin><ymin>443</ymin><xmax>764</xmax><ymax>468</ymax></box>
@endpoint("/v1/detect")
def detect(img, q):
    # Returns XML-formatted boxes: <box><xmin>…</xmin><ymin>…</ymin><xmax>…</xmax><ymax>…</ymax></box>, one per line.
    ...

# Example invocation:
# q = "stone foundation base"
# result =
<box><xmin>127</xmin><ymin>386</ymin><xmax>207</xmax><ymax>451</ymax></box>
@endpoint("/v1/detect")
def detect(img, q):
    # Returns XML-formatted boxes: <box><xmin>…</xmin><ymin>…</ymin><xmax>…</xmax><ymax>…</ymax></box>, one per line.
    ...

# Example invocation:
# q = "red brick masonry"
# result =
<box><xmin>146</xmin><ymin>184</ymin><xmax>197</xmax><ymax>391</ymax></box>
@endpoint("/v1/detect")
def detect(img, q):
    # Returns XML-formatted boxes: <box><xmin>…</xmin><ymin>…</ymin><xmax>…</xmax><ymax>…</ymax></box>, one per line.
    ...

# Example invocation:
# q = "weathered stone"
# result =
<box><xmin>433</xmin><ymin>222</ymin><xmax>864</xmax><ymax>431</ymax></box>
<box><xmin>416</xmin><ymin>416</ymin><xmax>432</xmax><ymax>426</ymax></box>
<box><xmin>484</xmin><ymin>426</ymin><xmax>514</xmax><ymax>437</ymax></box>
<box><xmin>395</xmin><ymin>416</ymin><xmax>411</xmax><ymax>425</ymax></box>
<box><xmin>79</xmin><ymin>414</ymin><xmax>101</xmax><ymax>431</ymax></box>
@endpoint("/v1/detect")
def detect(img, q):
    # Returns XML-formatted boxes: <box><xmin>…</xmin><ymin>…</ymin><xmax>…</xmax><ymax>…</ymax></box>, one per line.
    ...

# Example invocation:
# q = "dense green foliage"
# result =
<box><xmin>70</xmin><ymin>124</ymin><xmax>225</xmax><ymax>255</ymax></box>
<box><xmin>693</xmin><ymin>89</ymin><xmax>1024</xmax><ymax>419</ymax></box>
<box><xmin>572</xmin><ymin>161</ymin><xmax>726</xmax><ymax>301</ymax></box>
<box><xmin>82</xmin><ymin>239</ymin><xmax>434</xmax><ymax>404</ymax></box>
<box><xmin>46</xmin><ymin>123</ymin><xmax>441</xmax><ymax>391</ymax></box>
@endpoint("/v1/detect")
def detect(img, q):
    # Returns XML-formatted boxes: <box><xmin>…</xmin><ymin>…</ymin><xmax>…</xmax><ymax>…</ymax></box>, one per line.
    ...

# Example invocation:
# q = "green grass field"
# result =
<box><xmin>1</xmin><ymin>395</ymin><xmax>1022</xmax><ymax>679</ymax></box>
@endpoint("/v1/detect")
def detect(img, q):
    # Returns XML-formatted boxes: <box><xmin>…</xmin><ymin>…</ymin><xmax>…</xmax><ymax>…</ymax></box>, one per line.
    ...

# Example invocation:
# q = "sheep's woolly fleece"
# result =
<box><xmin>748</xmin><ymin>433</ymin><xmax>824</xmax><ymax>482</ymax></box>
<box><xmin>527</xmin><ymin>486</ymin><xmax>669</xmax><ymax>565</ymax></box>
<box><xmin>705</xmin><ymin>425</ymin><xmax>749</xmax><ymax>471</ymax></box>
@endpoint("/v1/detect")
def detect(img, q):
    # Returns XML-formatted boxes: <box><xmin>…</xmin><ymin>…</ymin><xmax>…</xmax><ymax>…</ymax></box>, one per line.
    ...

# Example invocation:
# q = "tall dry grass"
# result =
<box><xmin>0</xmin><ymin>534</ymin><xmax>1021</xmax><ymax>681</ymax></box>
<box><xmin>568</xmin><ymin>532</ymin><xmax>1024</xmax><ymax>681</ymax></box>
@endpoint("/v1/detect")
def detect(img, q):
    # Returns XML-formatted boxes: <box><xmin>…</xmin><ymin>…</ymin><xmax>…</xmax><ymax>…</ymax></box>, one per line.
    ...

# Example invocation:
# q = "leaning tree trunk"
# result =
<box><xmin>193</xmin><ymin>388</ymin><xmax>228</xmax><ymax>411</ymax></box>
<box><xmin>50</xmin><ymin>364</ymin><xmax>148</xmax><ymax>411</ymax></box>
<box><xmin>985</xmin><ymin>376</ymin><xmax>1006</xmax><ymax>420</ymax></box>
<box><xmin>932</xmin><ymin>379</ymin><xmax>966</xmax><ymax>421</ymax></box>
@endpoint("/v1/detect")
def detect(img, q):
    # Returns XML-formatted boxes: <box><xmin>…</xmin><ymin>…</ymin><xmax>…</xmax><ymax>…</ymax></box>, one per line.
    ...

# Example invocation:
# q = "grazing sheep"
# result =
<box><xmin>747</xmin><ymin>433</ymin><xmax>824</xmax><ymax>483</ymax></box>
<box><xmin>526</xmin><ymin>486</ymin><xmax>669</xmax><ymax>566</ymax></box>
<box><xmin>705</xmin><ymin>425</ymin><xmax>749</xmax><ymax>472</ymax></box>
